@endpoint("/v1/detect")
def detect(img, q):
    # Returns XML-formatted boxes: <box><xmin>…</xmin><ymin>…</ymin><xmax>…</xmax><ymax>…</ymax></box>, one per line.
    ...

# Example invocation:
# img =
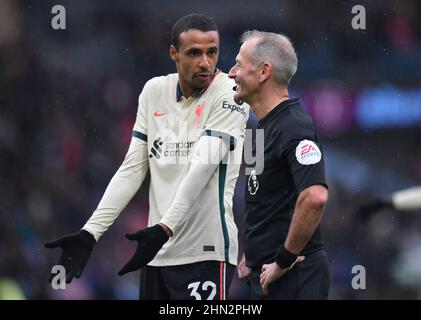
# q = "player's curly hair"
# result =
<box><xmin>171</xmin><ymin>14</ymin><xmax>218</xmax><ymax>50</ymax></box>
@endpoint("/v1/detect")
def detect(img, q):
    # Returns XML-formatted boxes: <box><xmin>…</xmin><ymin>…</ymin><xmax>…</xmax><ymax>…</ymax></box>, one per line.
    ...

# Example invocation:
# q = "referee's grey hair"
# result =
<box><xmin>241</xmin><ymin>30</ymin><xmax>298</xmax><ymax>87</ymax></box>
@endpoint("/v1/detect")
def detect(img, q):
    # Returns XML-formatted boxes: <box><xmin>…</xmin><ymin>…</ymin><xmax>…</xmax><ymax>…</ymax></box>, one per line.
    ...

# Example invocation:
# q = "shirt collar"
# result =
<box><xmin>176</xmin><ymin>68</ymin><xmax>220</xmax><ymax>101</ymax></box>
<box><xmin>258</xmin><ymin>97</ymin><xmax>300</xmax><ymax>128</ymax></box>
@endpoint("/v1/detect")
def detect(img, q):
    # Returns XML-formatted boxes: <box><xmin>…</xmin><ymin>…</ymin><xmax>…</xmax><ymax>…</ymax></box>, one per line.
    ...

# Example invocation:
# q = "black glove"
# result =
<box><xmin>118</xmin><ymin>224</ymin><xmax>169</xmax><ymax>276</ymax></box>
<box><xmin>357</xmin><ymin>198</ymin><xmax>393</xmax><ymax>222</ymax></box>
<box><xmin>44</xmin><ymin>229</ymin><xmax>96</xmax><ymax>284</ymax></box>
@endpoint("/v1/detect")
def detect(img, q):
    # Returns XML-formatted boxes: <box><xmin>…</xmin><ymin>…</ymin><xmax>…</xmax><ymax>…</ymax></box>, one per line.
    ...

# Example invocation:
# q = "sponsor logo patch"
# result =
<box><xmin>149</xmin><ymin>137</ymin><xmax>163</xmax><ymax>159</ymax></box>
<box><xmin>153</xmin><ymin>111</ymin><xmax>167</xmax><ymax>117</ymax></box>
<box><xmin>193</xmin><ymin>102</ymin><xmax>205</xmax><ymax>126</ymax></box>
<box><xmin>295</xmin><ymin>140</ymin><xmax>322</xmax><ymax>165</ymax></box>
<box><xmin>222</xmin><ymin>100</ymin><xmax>246</xmax><ymax>117</ymax></box>
<box><xmin>149</xmin><ymin>136</ymin><xmax>196</xmax><ymax>160</ymax></box>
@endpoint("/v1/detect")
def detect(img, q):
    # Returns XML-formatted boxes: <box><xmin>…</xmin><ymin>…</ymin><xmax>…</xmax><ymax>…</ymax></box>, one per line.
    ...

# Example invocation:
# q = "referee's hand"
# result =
<box><xmin>260</xmin><ymin>256</ymin><xmax>305</xmax><ymax>296</ymax></box>
<box><xmin>118</xmin><ymin>224</ymin><xmax>169</xmax><ymax>276</ymax></box>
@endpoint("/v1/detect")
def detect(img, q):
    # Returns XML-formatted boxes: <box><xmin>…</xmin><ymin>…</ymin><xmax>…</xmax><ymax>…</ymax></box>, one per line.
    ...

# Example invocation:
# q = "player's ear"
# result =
<box><xmin>259</xmin><ymin>61</ymin><xmax>272</xmax><ymax>82</ymax></box>
<box><xmin>170</xmin><ymin>45</ymin><xmax>178</xmax><ymax>62</ymax></box>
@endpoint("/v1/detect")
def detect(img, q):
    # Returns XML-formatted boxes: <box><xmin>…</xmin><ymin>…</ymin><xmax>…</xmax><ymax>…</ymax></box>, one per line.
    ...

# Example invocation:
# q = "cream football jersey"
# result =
<box><xmin>84</xmin><ymin>70</ymin><xmax>249</xmax><ymax>266</ymax></box>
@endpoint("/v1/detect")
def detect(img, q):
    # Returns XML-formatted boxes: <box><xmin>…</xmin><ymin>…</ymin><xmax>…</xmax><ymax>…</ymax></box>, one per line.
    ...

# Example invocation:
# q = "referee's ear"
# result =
<box><xmin>170</xmin><ymin>45</ymin><xmax>178</xmax><ymax>62</ymax></box>
<box><xmin>258</xmin><ymin>61</ymin><xmax>272</xmax><ymax>83</ymax></box>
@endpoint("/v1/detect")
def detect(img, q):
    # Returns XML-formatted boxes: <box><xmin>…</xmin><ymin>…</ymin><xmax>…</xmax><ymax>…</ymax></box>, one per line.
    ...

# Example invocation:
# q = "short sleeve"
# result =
<box><xmin>132</xmin><ymin>80</ymin><xmax>152</xmax><ymax>143</ymax></box>
<box><xmin>281</xmin><ymin>124</ymin><xmax>327</xmax><ymax>193</ymax></box>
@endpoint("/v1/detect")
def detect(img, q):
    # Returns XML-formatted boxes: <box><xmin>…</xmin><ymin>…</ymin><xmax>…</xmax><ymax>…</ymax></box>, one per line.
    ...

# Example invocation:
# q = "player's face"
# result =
<box><xmin>170</xmin><ymin>29</ymin><xmax>219</xmax><ymax>96</ymax></box>
<box><xmin>228</xmin><ymin>39</ymin><xmax>260</xmax><ymax>105</ymax></box>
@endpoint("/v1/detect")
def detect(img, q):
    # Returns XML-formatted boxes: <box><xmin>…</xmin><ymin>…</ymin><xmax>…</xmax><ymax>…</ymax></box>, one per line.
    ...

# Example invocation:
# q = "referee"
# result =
<box><xmin>229</xmin><ymin>30</ymin><xmax>330</xmax><ymax>299</ymax></box>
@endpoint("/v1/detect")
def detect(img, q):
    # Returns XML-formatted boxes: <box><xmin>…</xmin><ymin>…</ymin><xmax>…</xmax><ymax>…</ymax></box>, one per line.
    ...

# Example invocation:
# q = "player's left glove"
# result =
<box><xmin>118</xmin><ymin>224</ymin><xmax>169</xmax><ymax>276</ymax></box>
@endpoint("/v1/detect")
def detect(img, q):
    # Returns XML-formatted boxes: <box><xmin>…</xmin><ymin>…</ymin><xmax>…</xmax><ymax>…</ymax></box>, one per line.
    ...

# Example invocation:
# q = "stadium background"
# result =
<box><xmin>1</xmin><ymin>0</ymin><xmax>421</xmax><ymax>299</ymax></box>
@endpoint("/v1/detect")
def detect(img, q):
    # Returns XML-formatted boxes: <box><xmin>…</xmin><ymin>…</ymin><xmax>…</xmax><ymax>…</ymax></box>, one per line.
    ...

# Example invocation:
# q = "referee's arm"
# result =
<box><xmin>260</xmin><ymin>184</ymin><xmax>328</xmax><ymax>295</ymax></box>
<box><xmin>284</xmin><ymin>184</ymin><xmax>328</xmax><ymax>255</ymax></box>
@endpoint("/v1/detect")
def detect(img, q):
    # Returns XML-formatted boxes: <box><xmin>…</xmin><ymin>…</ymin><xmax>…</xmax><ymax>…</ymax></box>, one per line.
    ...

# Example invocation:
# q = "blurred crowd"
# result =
<box><xmin>1</xmin><ymin>0</ymin><xmax>421</xmax><ymax>299</ymax></box>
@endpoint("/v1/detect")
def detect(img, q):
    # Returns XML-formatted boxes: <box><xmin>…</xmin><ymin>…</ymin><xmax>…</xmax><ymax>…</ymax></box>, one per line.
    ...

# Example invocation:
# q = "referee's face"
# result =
<box><xmin>228</xmin><ymin>39</ymin><xmax>260</xmax><ymax>105</ymax></box>
<box><xmin>170</xmin><ymin>29</ymin><xmax>219</xmax><ymax>96</ymax></box>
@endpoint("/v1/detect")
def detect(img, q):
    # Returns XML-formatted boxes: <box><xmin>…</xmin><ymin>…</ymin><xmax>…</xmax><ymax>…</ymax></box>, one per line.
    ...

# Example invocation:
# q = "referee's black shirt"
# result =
<box><xmin>244</xmin><ymin>98</ymin><xmax>327</xmax><ymax>268</ymax></box>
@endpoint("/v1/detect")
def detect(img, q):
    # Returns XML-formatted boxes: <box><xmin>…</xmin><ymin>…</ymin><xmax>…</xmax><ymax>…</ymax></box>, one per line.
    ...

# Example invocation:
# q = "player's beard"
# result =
<box><xmin>192</xmin><ymin>70</ymin><xmax>212</xmax><ymax>90</ymax></box>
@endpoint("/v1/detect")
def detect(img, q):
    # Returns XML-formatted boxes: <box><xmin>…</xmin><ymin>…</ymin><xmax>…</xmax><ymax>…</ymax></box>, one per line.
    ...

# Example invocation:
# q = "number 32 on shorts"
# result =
<box><xmin>187</xmin><ymin>281</ymin><xmax>217</xmax><ymax>300</ymax></box>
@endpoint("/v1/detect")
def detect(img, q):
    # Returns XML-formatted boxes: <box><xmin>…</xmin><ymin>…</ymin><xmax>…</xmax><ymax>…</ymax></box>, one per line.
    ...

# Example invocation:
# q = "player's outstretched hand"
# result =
<box><xmin>118</xmin><ymin>224</ymin><xmax>169</xmax><ymax>276</ymax></box>
<box><xmin>45</xmin><ymin>230</ymin><xmax>96</xmax><ymax>284</ymax></box>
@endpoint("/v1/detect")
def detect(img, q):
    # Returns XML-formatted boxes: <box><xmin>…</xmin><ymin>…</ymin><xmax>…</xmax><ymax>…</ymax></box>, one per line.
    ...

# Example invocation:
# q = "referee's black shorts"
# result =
<box><xmin>140</xmin><ymin>261</ymin><xmax>235</xmax><ymax>300</ymax></box>
<box><xmin>249</xmin><ymin>250</ymin><xmax>330</xmax><ymax>300</ymax></box>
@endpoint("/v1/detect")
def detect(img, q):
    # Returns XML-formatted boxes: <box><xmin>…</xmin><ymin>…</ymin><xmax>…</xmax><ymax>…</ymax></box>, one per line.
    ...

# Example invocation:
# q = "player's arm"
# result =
<box><xmin>358</xmin><ymin>186</ymin><xmax>421</xmax><ymax>221</ymax></box>
<box><xmin>159</xmin><ymin>133</ymin><xmax>230</xmax><ymax>232</ymax></box>
<box><xmin>118</xmin><ymin>129</ymin><xmax>233</xmax><ymax>276</ymax></box>
<box><xmin>45</xmin><ymin>81</ymin><xmax>151</xmax><ymax>283</ymax></box>
<box><xmin>82</xmin><ymin>78</ymin><xmax>152</xmax><ymax>239</ymax></box>
<box><xmin>392</xmin><ymin>186</ymin><xmax>421</xmax><ymax>210</ymax></box>
<box><xmin>117</xmin><ymin>134</ymin><xmax>231</xmax><ymax>275</ymax></box>
<box><xmin>82</xmin><ymin>135</ymin><xmax>149</xmax><ymax>240</ymax></box>
<box><xmin>45</xmin><ymin>136</ymin><xmax>149</xmax><ymax>283</ymax></box>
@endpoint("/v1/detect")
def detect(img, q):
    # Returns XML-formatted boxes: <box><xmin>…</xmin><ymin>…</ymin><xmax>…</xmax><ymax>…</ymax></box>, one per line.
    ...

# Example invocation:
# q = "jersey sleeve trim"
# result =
<box><xmin>202</xmin><ymin>129</ymin><xmax>236</xmax><ymax>151</ymax></box>
<box><xmin>218</xmin><ymin>162</ymin><xmax>230</xmax><ymax>262</ymax></box>
<box><xmin>132</xmin><ymin>130</ymin><xmax>147</xmax><ymax>142</ymax></box>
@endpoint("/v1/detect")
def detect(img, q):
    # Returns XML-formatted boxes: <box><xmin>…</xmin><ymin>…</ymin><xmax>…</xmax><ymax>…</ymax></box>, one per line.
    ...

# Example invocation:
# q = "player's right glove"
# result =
<box><xmin>44</xmin><ymin>229</ymin><xmax>96</xmax><ymax>284</ymax></box>
<box><xmin>118</xmin><ymin>224</ymin><xmax>169</xmax><ymax>276</ymax></box>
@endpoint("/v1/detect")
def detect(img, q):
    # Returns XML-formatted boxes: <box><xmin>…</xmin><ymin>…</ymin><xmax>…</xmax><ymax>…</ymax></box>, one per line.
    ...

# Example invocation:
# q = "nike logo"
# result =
<box><xmin>153</xmin><ymin>112</ymin><xmax>168</xmax><ymax>117</ymax></box>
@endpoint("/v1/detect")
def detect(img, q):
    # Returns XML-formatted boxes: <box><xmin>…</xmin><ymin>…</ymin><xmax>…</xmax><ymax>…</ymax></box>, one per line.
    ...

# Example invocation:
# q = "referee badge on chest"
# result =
<box><xmin>248</xmin><ymin>170</ymin><xmax>259</xmax><ymax>195</ymax></box>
